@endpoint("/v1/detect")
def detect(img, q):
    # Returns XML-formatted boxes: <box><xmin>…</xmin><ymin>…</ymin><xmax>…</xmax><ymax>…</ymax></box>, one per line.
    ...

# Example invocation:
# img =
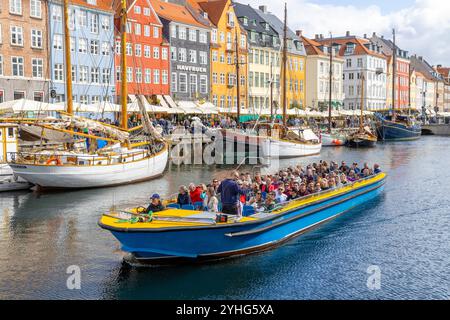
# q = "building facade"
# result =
<box><xmin>48</xmin><ymin>0</ymin><xmax>115</xmax><ymax>104</ymax></box>
<box><xmin>195</xmin><ymin>0</ymin><xmax>248</xmax><ymax>110</ymax></box>
<box><xmin>436</xmin><ymin>66</ymin><xmax>450</xmax><ymax>111</ymax></box>
<box><xmin>302</xmin><ymin>35</ymin><xmax>344</xmax><ymax>111</ymax></box>
<box><xmin>255</xmin><ymin>5</ymin><xmax>306</xmax><ymax>109</ymax></box>
<box><xmin>152</xmin><ymin>0</ymin><xmax>210</xmax><ymax>102</ymax></box>
<box><xmin>234</xmin><ymin>3</ymin><xmax>280</xmax><ymax>113</ymax></box>
<box><xmin>0</xmin><ymin>0</ymin><xmax>50</xmax><ymax>103</ymax></box>
<box><xmin>317</xmin><ymin>34</ymin><xmax>387</xmax><ymax>111</ymax></box>
<box><xmin>115</xmin><ymin>0</ymin><xmax>170</xmax><ymax>102</ymax></box>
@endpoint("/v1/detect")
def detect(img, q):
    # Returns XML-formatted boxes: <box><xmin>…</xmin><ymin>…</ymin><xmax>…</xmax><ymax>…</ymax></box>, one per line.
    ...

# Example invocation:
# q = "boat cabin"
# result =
<box><xmin>0</xmin><ymin>123</ymin><xmax>18</xmax><ymax>163</ymax></box>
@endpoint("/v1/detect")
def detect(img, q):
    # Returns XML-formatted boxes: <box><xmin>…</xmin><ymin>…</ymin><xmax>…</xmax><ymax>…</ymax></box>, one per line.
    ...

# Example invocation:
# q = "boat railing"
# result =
<box><xmin>8</xmin><ymin>149</ymin><xmax>150</xmax><ymax>166</ymax></box>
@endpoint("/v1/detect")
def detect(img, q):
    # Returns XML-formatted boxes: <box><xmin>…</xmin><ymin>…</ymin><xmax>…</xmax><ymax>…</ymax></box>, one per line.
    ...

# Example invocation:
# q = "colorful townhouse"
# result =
<box><xmin>114</xmin><ymin>0</ymin><xmax>170</xmax><ymax>103</ymax></box>
<box><xmin>234</xmin><ymin>3</ymin><xmax>280</xmax><ymax>113</ymax></box>
<box><xmin>370</xmin><ymin>32</ymin><xmax>410</xmax><ymax>109</ymax></box>
<box><xmin>316</xmin><ymin>32</ymin><xmax>387</xmax><ymax>111</ymax></box>
<box><xmin>150</xmin><ymin>0</ymin><xmax>210</xmax><ymax>104</ymax></box>
<box><xmin>189</xmin><ymin>0</ymin><xmax>248</xmax><ymax>110</ymax></box>
<box><xmin>436</xmin><ymin>66</ymin><xmax>450</xmax><ymax>111</ymax></box>
<box><xmin>409</xmin><ymin>68</ymin><xmax>417</xmax><ymax>110</ymax></box>
<box><xmin>255</xmin><ymin>5</ymin><xmax>307</xmax><ymax>110</ymax></box>
<box><xmin>414</xmin><ymin>70</ymin><xmax>426</xmax><ymax>111</ymax></box>
<box><xmin>0</xmin><ymin>0</ymin><xmax>50</xmax><ymax>103</ymax></box>
<box><xmin>302</xmin><ymin>34</ymin><xmax>345</xmax><ymax>111</ymax></box>
<box><xmin>48</xmin><ymin>0</ymin><xmax>116</xmax><ymax>104</ymax></box>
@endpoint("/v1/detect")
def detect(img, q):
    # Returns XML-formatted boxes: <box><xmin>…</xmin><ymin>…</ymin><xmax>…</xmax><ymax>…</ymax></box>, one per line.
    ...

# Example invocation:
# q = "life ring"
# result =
<box><xmin>46</xmin><ymin>157</ymin><xmax>62</xmax><ymax>166</ymax></box>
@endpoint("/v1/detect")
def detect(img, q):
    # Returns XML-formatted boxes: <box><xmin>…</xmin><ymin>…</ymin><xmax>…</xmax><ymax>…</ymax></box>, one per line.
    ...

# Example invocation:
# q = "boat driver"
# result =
<box><xmin>146</xmin><ymin>194</ymin><xmax>165</xmax><ymax>213</ymax></box>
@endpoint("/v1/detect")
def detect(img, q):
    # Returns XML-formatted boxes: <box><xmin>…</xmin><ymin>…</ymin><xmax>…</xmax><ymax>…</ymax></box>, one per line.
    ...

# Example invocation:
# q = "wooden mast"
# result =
<box><xmin>235</xmin><ymin>29</ymin><xmax>241</xmax><ymax>127</ymax></box>
<box><xmin>63</xmin><ymin>0</ymin><xmax>73</xmax><ymax>115</ymax></box>
<box><xmin>360</xmin><ymin>72</ymin><xmax>365</xmax><ymax>132</ymax></box>
<box><xmin>120</xmin><ymin>0</ymin><xmax>128</xmax><ymax>130</ymax></box>
<box><xmin>281</xmin><ymin>3</ymin><xmax>288</xmax><ymax>127</ymax></box>
<box><xmin>392</xmin><ymin>28</ymin><xmax>396</xmax><ymax>119</ymax></box>
<box><xmin>328</xmin><ymin>33</ymin><xmax>333</xmax><ymax>133</ymax></box>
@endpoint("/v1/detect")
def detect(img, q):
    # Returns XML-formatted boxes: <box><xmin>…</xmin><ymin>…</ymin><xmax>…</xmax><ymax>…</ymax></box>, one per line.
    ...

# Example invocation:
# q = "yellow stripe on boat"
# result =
<box><xmin>100</xmin><ymin>172</ymin><xmax>386</xmax><ymax>230</ymax></box>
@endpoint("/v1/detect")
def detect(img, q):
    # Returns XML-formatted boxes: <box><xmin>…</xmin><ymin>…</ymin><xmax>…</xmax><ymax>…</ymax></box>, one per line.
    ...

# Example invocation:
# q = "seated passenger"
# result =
<box><xmin>298</xmin><ymin>183</ymin><xmax>310</xmax><ymax>197</ymax></box>
<box><xmin>189</xmin><ymin>183</ymin><xmax>203</xmax><ymax>204</ymax></box>
<box><xmin>146</xmin><ymin>194</ymin><xmax>165</xmax><ymax>213</ymax></box>
<box><xmin>206</xmin><ymin>187</ymin><xmax>219</xmax><ymax>213</ymax></box>
<box><xmin>374</xmin><ymin>164</ymin><xmax>381</xmax><ymax>174</ymax></box>
<box><xmin>177</xmin><ymin>185</ymin><xmax>191</xmax><ymax>206</ymax></box>
<box><xmin>248</xmin><ymin>191</ymin><xmax>264</xmax><ymax>209</ymax></box>
<box><xmin>263</xmin><ymin>192</ymin><xmax>277</xmax><ymax>211</ymax></box>
<box><xmin>275</xmin><ymin>186</ymin><xmax>288</xmax><ymax>203</ymax></box>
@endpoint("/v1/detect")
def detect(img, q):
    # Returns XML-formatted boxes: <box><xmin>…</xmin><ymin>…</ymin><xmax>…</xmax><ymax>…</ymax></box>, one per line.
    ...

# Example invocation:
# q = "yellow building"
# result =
<box><xmin>195</xmin><ymin>0</ymin><xmax>248</xmax><ymax>110</ymax></box>
<box><xmin>255</xmin><ymin>6</ymin><xmax>306</xmax><ymax>109</ymax></box>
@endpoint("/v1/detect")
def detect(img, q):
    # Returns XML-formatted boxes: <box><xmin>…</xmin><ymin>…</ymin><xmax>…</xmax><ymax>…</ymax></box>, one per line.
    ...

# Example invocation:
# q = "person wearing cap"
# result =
<box><xmin>146</xmin><ymin>194</ymin><xmax>165</xmax><ymax>213</ymax></box>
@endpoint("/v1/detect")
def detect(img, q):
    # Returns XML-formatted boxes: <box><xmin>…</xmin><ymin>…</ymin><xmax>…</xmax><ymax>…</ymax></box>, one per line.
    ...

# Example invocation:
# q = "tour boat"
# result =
<box><xmin>7</xmin><ymin>0</ymin><xmax>169</xmax><ymax>189</ymax></box>
<box><xmin>99</xmin><ymin>172</ymin><xmax>386</xmax><ymax>263</ymax></box>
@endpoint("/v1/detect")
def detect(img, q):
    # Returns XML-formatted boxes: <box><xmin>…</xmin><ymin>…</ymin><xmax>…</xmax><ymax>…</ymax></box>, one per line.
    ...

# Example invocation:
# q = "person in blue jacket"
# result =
<box><xmin>217</xmin><ymin>171</ymin><xmax>245</xmax><ymax>215</ymax></box>
<box><xmin>177</xmin><ymin>185</ymin><xmax>192</xmax><ymax>206</ymax></box>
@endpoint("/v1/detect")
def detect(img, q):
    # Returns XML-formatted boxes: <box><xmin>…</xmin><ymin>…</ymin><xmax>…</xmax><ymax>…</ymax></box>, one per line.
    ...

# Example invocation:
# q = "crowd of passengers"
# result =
<box><xmin>146</xmin><ymin>161</ymin><xmax>382</xmax><ymax>216</ymax></box>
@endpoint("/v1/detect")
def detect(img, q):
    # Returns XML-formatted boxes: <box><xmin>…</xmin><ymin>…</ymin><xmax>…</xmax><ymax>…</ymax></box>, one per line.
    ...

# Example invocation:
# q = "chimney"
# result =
<box><xmin>320</xmin><ymin>34</ymin><xmax>323</xmax><ymax>39</ymax></box>
<box><xmin>259</xmin><ymin>5</ymin><xmax>267</xmax><ymax>13</ymax></box>
<box><xmin>437</xmin><ymin>64</ymin><xmax>442</xmax><ymax>68</ymax></box>
<box><xmin>296</xmin><ymin>30</ymin><xmax>303</xmax><ymax>37</ymax></box>
<box><xmin>346</xmin><ymin>31</ymin><xmax>350</xmax><ymax>37</ymax></box>
<box><xmin>381</xmin><ymin>35</ymin><xmax>384</xmax><ymax>39</ymax></box>
<box><xmin>363</xmin><ymin>33</ymin><xmax>367</xmax><ymax>39</ymax></box>
<box><xmin>372</xmin><ymin>32</ymin><xmax>376</xmax><ymax>37</ymax></box>
<box><xmin>315</xmin><ymin>34</ymin><xmax>319</xmax><ymax>40</ymax></box>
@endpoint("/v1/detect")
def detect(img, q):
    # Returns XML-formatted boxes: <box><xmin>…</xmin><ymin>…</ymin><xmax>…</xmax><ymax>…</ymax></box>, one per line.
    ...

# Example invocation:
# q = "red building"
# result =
<box><xmin>115</xmin><ymin>0</ymin><xmax>170</xmax><ymax>101</ymax></box>
<box><xmin>394</xmin><ymin>56</ymin><xmax>410</xmax><ymax>108</ymax></box>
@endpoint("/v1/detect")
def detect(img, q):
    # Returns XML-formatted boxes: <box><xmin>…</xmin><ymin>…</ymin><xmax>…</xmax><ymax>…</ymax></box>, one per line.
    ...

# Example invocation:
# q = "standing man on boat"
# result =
<box><xmin>217</xmin><ymin>171</ymin><xmax>245</xmax><ymax>216</ymax></box>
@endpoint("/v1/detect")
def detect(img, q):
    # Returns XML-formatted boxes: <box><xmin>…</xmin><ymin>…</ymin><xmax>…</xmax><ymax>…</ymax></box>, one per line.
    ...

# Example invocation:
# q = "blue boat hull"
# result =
<box><xmin>105</xmin><ymin>176</ymin><xmax>386</xmax><ymax>263</ymax></box>
<box><xmin>376</xmin><ymin>121</ymin><xmax>421</xmax><ymax>141</ymax></box>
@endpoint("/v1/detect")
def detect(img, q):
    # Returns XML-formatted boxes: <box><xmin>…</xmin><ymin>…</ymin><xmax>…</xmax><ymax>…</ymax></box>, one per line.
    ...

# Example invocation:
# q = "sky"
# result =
<box><xmin>240</xmin><ymin>0</ymin><xmax>450</xmax><ymax>66</ymax></box>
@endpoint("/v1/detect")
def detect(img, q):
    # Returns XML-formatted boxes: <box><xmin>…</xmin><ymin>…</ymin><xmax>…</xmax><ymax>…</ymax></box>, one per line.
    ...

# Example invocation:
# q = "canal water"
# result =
<box><xmin>1</xmin><ymin>136</ymin><xmax>450</xmax><ymax>299</ymax></box>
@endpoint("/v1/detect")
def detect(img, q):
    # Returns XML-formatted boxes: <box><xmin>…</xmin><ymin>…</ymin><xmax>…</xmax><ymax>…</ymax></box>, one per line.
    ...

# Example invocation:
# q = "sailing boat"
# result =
<box><xmin>7</xmin><ymin>0</ymin><xmax>169</xmax><ymax>189</ymax></box>
<box><xmin>221</xmin><ymin>3</ymin><xmax>321</xmax><ymax>159</ymax></box>
<box><xmin>320</xmin><ymin>34</ymin><xmax>347</xmax><ymax>147</ymax></box>
<box><xmin>375</xmin><ymin>29</ymin><xmax>421</xmax><ymax>141</ymax></box>
<box><xmin>347</xmin><ymin>72</ymin><xmax>377</xmax><ymax>148</ymax></box>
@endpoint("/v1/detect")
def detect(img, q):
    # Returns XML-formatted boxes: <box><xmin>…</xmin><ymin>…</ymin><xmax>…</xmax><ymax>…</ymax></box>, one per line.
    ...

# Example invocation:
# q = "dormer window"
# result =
<box><xmin>345</xmin><ymin>43</ymin><xmax>355</xmax><ymax>54</ymax></box>
<box><xmin>242</xmin><ymin>17</ymin><xmax>248</xmax><ymax>26</ymax></box>
<box><xmin>87</xmin><ymin>0</ymin><xmax>97</xmax><ymax>5</ymax></box>
<box><xmin>265</xmin><ymin>23</ymin><xmax>269</xmax><ymax>31</ymax></box>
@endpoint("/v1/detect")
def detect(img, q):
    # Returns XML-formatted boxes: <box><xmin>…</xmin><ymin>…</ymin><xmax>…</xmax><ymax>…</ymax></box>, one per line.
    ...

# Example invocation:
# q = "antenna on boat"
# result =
<box><xmin>63</xmin><ymin>0</ymin><xmax>73</xmax><ymax>115</ymax></box>
<box><xmin>360</xmin><ymin>72</ymin><xmax>365</xmax><ymax>132</ymax></box>
<box><xmin>120</xmin><ymin>0</ymin><xmax>128</xmax><ymax>130</ymax></box>
<box><xmin>281</xmin><ymin>2</ymin><xmax>288</xmax><ymax>128</ymax></box>
<box><xmin>328</xmin><ymin>32</ymin><xmax>333</xmax><ymax>134</ymax></box>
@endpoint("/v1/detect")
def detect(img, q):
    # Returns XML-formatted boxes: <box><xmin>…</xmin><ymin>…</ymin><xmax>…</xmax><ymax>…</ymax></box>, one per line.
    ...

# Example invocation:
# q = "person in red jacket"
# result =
<box><xmin>189</xmin><ymin>183</ymin><xmax>203</xmax><ymax>204</ymax></box>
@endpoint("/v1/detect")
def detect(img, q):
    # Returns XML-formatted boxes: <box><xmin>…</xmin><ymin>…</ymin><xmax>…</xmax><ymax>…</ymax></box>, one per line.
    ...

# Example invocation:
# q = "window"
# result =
<box><xmin>212</xmin><ymin>73</ymin><xmax>218</xmax><ymax>84</ymax></box>
<box><xmin>199</xmin><ymin>51</ymin><xmax>207</xmax><ymax>65</ymax></box>
<box><xmin>346</xmin><ymin>59</ymin><xmax>352</xmax><ymax>68</ymax></box>
<box><xmin>52</xmin><ymin>5</ymin><xmax>62</xmax><ymax>21</ymax></box>
<box><xmin>153</xmin><ymin>27</ymin><xmax>159</xmax><ymax>38</ymax></box>
<box><xmin>101</xmin><ymin>42</ymin><xmax>110</xmax><ymax>56</ymax></box>
<box><xmin>153</xmin><ymin>69</ymin><xmax>160</xmax><ymax>84</ymax></box>
<box><xmin>77</xmin><ymin>38</ymin><xmax>87</xmax><ymax>53</ymax></box>
<box><xmin>0</xmin><ymin>24</ymin><xmax>2</xmax><ymax>44</ymax></box>
<box><xmin>30</xmin><ymin>0</ymin><xmax>42</xmax><ymax>18</ymax></box>
<box><xmin>91</xmin><ymin>67</ymin><xmax>99</xmax><ymax>83</ymax></box>
<box><xmin>220</xmin><ymin>73</ymin><xmax>225</xmax><ymax>85</ymax></box>
<box><xmin>162</xmin><ymin>70</ymin><xmax>168</xmax><ymax>84</ymax></box>
<box><xmin>189</xmin><ymin>29</ymin><xmax>197</xmax><ymax>42</ymax></box>
<box><xmin>78</xmin><ymin>10</ymin><xmax>87</xmax><ymax>27</ymax></box>
<box><xmin>143</xmin><ymin>7</ymin><xmax>150</xmax><ymax>16</ymax></box>
<box><xmin>212</xmin><ymin>51</ymin><xmax>218</xmax><ymax>62</ymax></box>
<box><xmin>31</xmin><ymin>29</ymin><xmax>43</xmax><ymax>48</ymax></box>
<box><xmin>71</xmin><ymin>65</ymin><xmax>76</xmax><ymax>82</ymax></box>
<box><xmin>32</xmin><ymin>58</ymin><xmax>43</xmax><ymax>78</ymax></box>
<box><xmin>116</xmin><ymin>67</ymin><xmax>121</xmax><ymax>81</ymax></box>
<box><xmin>91</xmin><ymin>95</ymin><xmax>100</xmax><ymax>103</ymax></box>
<box><xmin>200</xmin><ymin>75</ymin><xmax>207</xmax><ymax>94</ymax></box>
<box><xmin>90</xmin><ymin>13</ymin><xmax>99</xmax><ymax>33</ymax></box>
<box><xmin>153</xmin><ymin>47</ymin><xmax>160</xmax><ymax>59</ymax></box>
<box><xmin>211</xmin><ymin>29</ymin><xmax>217</xmax><ymax>43</ymax></box>
<box><xmin>101</xmin><ymin>16</ymin><xmax>110</xmax><ymax>30</ymax></box>
<box><xmin>220</xmin><ymin>96</ymin><xmax>225</xmax><ymax>108</ymax></box>
<box><xmin>127</xmin><ymin>67</ymin><xmax>133</xmax><ymax>82</ymax></box>
<box><xmin>79</xmin><ymin>66</ymin><xmax>88</xmax><ymax>82</ymax></box>
<box><xmin>179</xmin><ymin>73</ymin><xmax>187</xmax><ymax>92</ymax></box>
<box><xmin>144</xmin><ymin>45</ymin><xmax>151</xmax><ymax>58</ymax></box>
<box><xmin>135</xmin><ymin>68</ymin><xmax>142</xmax><ymax>83</ymax></box>
<box><xmin>170</xmin><ymin>47</ymin><xmax>176</xmax><ymax>60</ymax></box>
<box><xmin>134</xmin><ymin>5</ymin><xmax>141</xmax><ymax>14</ymax></box>
<box><xmin>171</xmin><ymin>72</ymin><xmax>177</xmax><ymax>92</ymax></box>
<box><xmin>126</xmin><ymin>43</ymin><xmax>132</xmax><ymax>56</ymax></box>
<box><xmin>199</xmin><ymin>31</ymin><xmax>207</xmax><ymax>44</ymax></box>
<box><xmin>14</xmin><ymin>91</ymin><xmax>25</xmax><ymax>100</ymax></box>
<box><xmin>160</xmin><ymin>47</ymin><xmax>168</xmax><ymax>60</ymax></box>
<box><xmin>171</xmin><ymin>25</ymin><xmax>177</xmax><ymax>38</ymax></box>
<box><xmin>240</xmin><ymin>34</ymin><xmax>246</xmax><ymax>48</ymax></box>
<box><xmin>179</xmin><ymin>27</ymin><xmax>186</xmax><ymax>40</ymax></box>
<box><xmin>135</xmin><ymin>44</ymin><xmax>141</xmax><ymax>57</ymax></box>
<box><xmin>135</xmin><ymin>23</ymin><xmax>141</xmax><ymax>35</ymax></box>
<box><xmin>357</xmin><ymin>58</ymin><xmax>363</xmax><ymax>68</ymax></box>
<box><xmin>212</xmin><ymin>95</ymin><xmax>217</xmax><ymax>107</ymax></box>
<box><xmin>90</xmin><ymin>40</ymin><xmax>99</xmax><ymax>55</ymax></box>
<box><xmin>178</xmin><ymin>48</ymin><xmax>186</xmax><ymax>62</ymax></box>
<box><xmin>10</xmin><ymin>0</ymin><xmax>22</xmax><ymax>15</ymax></box>
<box><xmin>54</xmin><ymin>63</ymin><xmax>63</xmax><ymax>81</ymax></box>
<box><xmin>145</xmin><ymin>69</ymin><xmax>151</xmax><ymax>83</ymax></box>
<box><xmin>12</xmin><ymin>56</ymin><xmax>24</xmax><ymax>76</ymax></box>
<box><xmin>33</xmin><ymin>91</ymin><xmax>44</xmax><ymax>102</ymax></box>
<box><xmin>189</xmin><ymin>74</ymin><xmax>197</xmax><ymax>95</ymax></box>
<box><xmin>80</xmin><ymin>95</ymin><xmax>88</xmax><ymax>104</ymax></box>
<box><xmin>102</xmin><ymin>69</ymin><xmax>110</xmax><ymax>84</ymax></box>
<box><xmin>10</xmin><ymin>26</ymin><xmax>23</xmax><ymax>46</ymax></box>
<box><xmin>189</xmin><ymin>50</ymin><xmax>197</xmax><ymax>63</ymax></box>
<box><xmin>144</xmin><ymin>25</ymin><xmax>150</xmax><ymax>37</ymax></box>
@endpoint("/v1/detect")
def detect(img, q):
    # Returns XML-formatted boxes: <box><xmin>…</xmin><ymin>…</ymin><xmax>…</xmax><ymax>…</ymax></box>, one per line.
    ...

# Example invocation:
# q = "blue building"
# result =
<box><xmin>48</xmin><ymin>0</ymin><xmax>115</xmax><ymax>105</ymax></box>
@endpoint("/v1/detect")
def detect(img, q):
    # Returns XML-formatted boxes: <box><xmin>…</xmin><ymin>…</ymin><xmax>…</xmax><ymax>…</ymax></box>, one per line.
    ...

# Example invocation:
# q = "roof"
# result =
<box><xmin>370</xmin><ymin>34</ymin><xmax>409</xmax><ymax>60</ymax></box>
<box><xmin>64</xmin><ymin>0</ymin><xmax>114</xmax><ymax>12</ymax></box>
<box><xmin>410</xmin><ymin>55</ymin><xmax>442</xmax><ymax>82</ymax></box>
<box><xmin>316</xmin><ymin>36</ymin><xmax>386</xmax><ymax>60</ymax></box>
<box><xmin>196</xmin><ymin>0</ymin><xmax>229</xmax><ymax>27</ymax></box>
<box><xmin>302</xmin><ymin>36</ymin><xmax>326</xmax><ymax>56</ymax></box>
<box><xmin>150</xmin><ymin>0</ymin><xmax>207</xmax><ymax>28</ymax></box>
<box><xmin>437</xmin><ymin>67</ymin><xmax>450</xmax><ymax>84</ymax></box>
<box><xmin>253</xmin><ymin>6</ymin><xmax>306</xmax><ymax>56</ymax></box>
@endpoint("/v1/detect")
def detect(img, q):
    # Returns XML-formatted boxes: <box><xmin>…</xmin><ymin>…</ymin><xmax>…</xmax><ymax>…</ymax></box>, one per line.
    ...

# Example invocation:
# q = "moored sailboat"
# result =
<box><xmin>8</xmin><ymin>0</ymin><xmax>168</xmax><ymax>189</ymax></box>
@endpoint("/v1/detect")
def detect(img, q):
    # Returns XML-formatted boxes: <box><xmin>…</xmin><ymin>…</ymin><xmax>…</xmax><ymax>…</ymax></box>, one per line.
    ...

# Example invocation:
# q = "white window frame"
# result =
<box><xmin>30</xmin><ymin>0</ymin><xmax>42</xmax><ymax>19</ymax></box>
<box><xmin>31</xmin><ymin>29</ymin><xmax>43</xmax><ymax>48</ymax></box>
<box><xmin>153</xmin><ymin>69</ymin><xmax>160</xmax><ymax>84</ymax></box>
<box><xmin>54</xmin><ymin>63</ymin><xmax>64</xmax><ymax>81</ymax></box>
<box><xmin>12</xmin><ymin>56</ymin><xmax>24</xmax><ymax>77</ymax></box>
<box><xmin>31</xmin><ymin>58</ymin><xmax>43</xmax><ymax>78</ymax></box>
<box><xmin>10</xmin><ymin>0</ymin><xmax>22</xmax><ymax>15</ymax></box>
<box><xmin>10</xmin><ymin>26</ymin><xmax>24</xmax><ymax>46</ymax></box>
<box><xmin>179</xmin><ymin>73</ymin><xmax>187</xmax><ymax>93</ymax></box>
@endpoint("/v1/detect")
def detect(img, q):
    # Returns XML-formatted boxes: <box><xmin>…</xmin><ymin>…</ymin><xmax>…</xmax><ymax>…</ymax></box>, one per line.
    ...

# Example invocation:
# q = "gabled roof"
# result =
<box><xmin>437</xmin><ymin>67</ymin><xmax>450</xmax><ymax>84</ymax></box>
<box><xmin>316</xmin><ymin>36</ymin><xmax>386</xmax><ymax>60</ymax></box>
<box><xmin>62</xmin><ymin>0</ymin><xmax>114</xmax><ymax>12</ymax></box>
<box><xmin>302</xmin><ymin>36</ymin><xmax>326</xmax><ymax>56</ymax></box>
<box><xmin>410</xmin><ymin>55</ymin><xmax>442</xmax><ymax>82</ymax></box>
<box><xmin>233</xmin><ymin>3</ymin><xmax>276</xmax><ymax>36</ymax></box>
<box><xmin>196</xmin><ymin>0</ymin><xmax>229</xmax><ymax>27</ymax></box>
<box><xmin>150</xmin><ymin>0</ymin><xmax>207</xmax><ymax>28</ymax></box>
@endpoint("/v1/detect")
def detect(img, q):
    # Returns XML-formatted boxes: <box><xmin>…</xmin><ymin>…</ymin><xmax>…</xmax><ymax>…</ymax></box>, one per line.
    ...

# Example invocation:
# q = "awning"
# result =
<box><xmin>178</xmin><ymin>101</ymin><xmax>204</xmax><ymax>114</ymax></box>
<box><xmin>196</xmin><ymin>101</ymin><xmax>219</xmax><ymax>114</ymax></box>
<box><xmin>0</xmin><ymin>99</ymin><xmax>64</xmax><ymax>113</ymax></box>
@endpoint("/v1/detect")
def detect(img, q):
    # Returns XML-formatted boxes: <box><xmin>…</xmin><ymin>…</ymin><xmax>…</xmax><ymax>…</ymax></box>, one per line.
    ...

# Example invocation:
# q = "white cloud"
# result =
<box><xmin>240</xmin><ymin>0</ymin><xmax>450</xmax><ymax>66</ymax></box>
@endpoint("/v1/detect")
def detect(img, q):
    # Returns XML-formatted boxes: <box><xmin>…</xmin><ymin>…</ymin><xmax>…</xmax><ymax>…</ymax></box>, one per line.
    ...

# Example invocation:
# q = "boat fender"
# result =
<box><xmin>46</xmin><ymin>157</ymin><xmax>62</xmax><ymax>166</ymax></box>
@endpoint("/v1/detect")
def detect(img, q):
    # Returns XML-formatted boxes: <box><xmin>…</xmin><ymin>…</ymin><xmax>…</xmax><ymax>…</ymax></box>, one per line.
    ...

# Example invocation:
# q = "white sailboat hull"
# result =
<box><xmin>321</xmin><ymin>133</ymin><xmax>347</xmax><ymax>147</ymax></box>
<box><xmin>267</xmin><ymin>139</ymin><xmax>322</xmax><ymax>158</ymax></box>
<box><xmin>0</xmin><ymin>163</ymin><xmax>13</xmax><ymax>177</ymax></box>
<box><xmin>9</xmin><ymin>148</ymin><xmax>169</xmax><ymax>189</ymax></box>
